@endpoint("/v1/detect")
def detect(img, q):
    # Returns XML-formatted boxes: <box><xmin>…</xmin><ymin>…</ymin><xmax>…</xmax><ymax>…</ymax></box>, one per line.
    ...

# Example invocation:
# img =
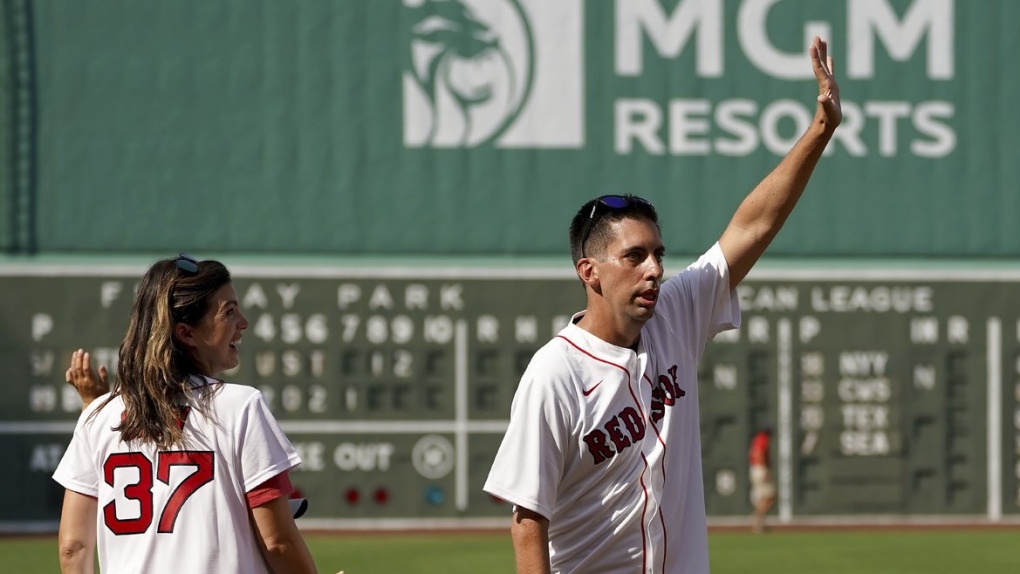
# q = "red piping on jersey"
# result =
<box><xmin>557</xmin><ymin>335</ymin><xmax>652</xmax><ymax>571</ymax></box>
<box><xmin>638</xmin><ymin>452</ymin><xmax>651</xmax><ymax>574</ymax></box>
<box><xmin>644</xmin><ymin>371</ymin><xmax>671</xmax><ymax>571</ymax></box>
<box><xmin>642</xmin><ymin>372</ymin><xmax>669</xmax><ymax>451</ymax></box>
<box><xmin>658</xmin><ymin>498</ymin><xmax>668</xmax><ymax>572</ymax></box>
<box><xmin>642</xmin><ymin>371</ymin><xmax>670</xmax><ymax>482</ymax></box>
<box><xmin>190</xmin><ymin>378</ymin><xmax>224</xmax><ymax>391</ymax></box>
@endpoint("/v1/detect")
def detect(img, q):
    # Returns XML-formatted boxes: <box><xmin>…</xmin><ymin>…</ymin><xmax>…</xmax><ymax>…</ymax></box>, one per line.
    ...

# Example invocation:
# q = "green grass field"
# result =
<box><xmin>3</xmin><ymin>529</ymin><xmax>1016</xmax><ymax>573</ymax></box>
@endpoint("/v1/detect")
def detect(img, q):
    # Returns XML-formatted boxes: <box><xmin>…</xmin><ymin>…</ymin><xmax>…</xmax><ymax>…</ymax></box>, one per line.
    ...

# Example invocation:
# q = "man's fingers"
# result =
<box><xmin>811</xmin><ymin>44</ymin><xmax>828</xmax><ymax>81</ymax></box>
<box><xmin>810</xmin><ymin>36</ymin><xmax>838</xmax><ymax>81</ymax></box>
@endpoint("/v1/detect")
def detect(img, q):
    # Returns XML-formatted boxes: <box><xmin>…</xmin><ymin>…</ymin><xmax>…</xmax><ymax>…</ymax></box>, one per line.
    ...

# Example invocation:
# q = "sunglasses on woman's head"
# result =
<box><xmin>580</xmin><ymin>195</ymin><xmax>652</xmax><ymax>258</ymax></box>
<box><xmin>175</xmin><ymin>253</ymin><xmax>200</xmax><ymax>274</ymax></box>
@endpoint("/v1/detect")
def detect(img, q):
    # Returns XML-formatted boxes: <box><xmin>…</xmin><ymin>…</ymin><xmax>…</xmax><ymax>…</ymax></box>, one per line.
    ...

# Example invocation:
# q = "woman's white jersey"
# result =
<box><xmin>53</xmin><ymin>377</ymin><xmax>301</xmax><ymax>574</ymax></box>
<box><xmin>484</xmin><ymin>243</ymin><xmax>740</xmax><ymax>574</ymax></box>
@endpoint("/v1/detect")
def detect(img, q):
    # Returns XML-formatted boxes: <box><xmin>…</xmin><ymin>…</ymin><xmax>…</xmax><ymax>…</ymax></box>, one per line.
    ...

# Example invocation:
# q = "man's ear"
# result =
<box><xmin>174</xmin><ymin>323</ymin><xmax>196</xmax><ymax>348</ymax></box>
<box><xmin>576</xmin><ymin>258</ymin><xmax>599</xmax><ymax>287</ymax></box>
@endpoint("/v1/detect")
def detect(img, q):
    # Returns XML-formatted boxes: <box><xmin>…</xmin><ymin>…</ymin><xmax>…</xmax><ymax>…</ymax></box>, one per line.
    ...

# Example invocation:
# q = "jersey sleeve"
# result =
<box><xmin>236</xmin><ymin>392</ymin><xmax>302</xmax><ymax>493</ymax></box>
<box><xmin>52</xmin><ymin>408</ymin><xmax>100</xmax><ymax>497</ymax></box>
<box><xmin>483</xmin><ymin>352</ymin><xmax>576</xmax><ymax>521</ymax></box>
<box><xmin>246</xmin><ymin>471</ymin><xmax>294</xmax><ymax>508</ymax></box>
<box><xmin>659</xmin><ymin>242</ymin><xmax>741</xmax><ymax>345</ymax></box>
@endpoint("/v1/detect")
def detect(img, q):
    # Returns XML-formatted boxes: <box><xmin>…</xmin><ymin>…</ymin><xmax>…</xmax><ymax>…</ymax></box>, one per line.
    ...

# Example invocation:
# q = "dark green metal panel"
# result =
<box><xmin>9</xmin><ymin>0</ymin><xmax>1020</xmax><ymax>256</ymax></box>
<box><xmin>1</xmin><ymin>0</ymin><xmax>38</xmax><ymax>254</ymax></box>
<box><xmin>0</xmin><ymin>0</ymin><xmax>12</xmax><ymax>252</ymax></box>
<box><xmin>2</xmin><ymin>265</ymin><xmax>1020</xmax><ymax>529</ymax></box>
<box><xmin>700</xmin><ymin>278</ymin><xmax>1015</xmax><ymax>518</ymax></box>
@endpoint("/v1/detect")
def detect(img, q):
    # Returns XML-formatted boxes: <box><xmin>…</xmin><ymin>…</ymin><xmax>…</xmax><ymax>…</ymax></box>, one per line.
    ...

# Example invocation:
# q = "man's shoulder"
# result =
<box><xmin>521</xmin><ymin>336</ymin><xmax>582</xmax><ymax>380</ymax></box>
<box><xmin>531</xmin><ymin>329</ymin><xmax>621</xmax><ymax>371</ymax></box>
<box><xmin>510</xmin><ymin>333</ymin><xmax>595</xmax><ymax>402</ymax></box>
<box><xmin>530</xmin><ymin>326</ymin><xmax>585</xmax><ymax>358</ymax></box>
<box><xmin>667</xmin><ymin>242</ymin><xmax>730</xmax><ymax>291</ymax></box>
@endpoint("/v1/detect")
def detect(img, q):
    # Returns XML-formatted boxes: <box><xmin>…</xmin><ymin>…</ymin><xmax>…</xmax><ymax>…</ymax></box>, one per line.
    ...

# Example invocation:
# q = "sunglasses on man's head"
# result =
<box><xmin>580</xmin><ymin>195</ymin><xmax>652</xmax><ymax>258</ymax></box>
<box><xmin>175</xmin><ymin>253</ymin><xmax>200</xmax><ymax>274</ymax></box>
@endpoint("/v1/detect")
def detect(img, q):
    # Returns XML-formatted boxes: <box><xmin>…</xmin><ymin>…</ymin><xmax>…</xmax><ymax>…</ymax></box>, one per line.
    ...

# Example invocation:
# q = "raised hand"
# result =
<box><xmin>65</xmin><ymin>348</ymin><xmax>110</xmax><ymax>410</ymax></box>
<box><xmin>811</xmin><ymin>36</ymin><xmax>842</xmax><ymax>131</ymax></box>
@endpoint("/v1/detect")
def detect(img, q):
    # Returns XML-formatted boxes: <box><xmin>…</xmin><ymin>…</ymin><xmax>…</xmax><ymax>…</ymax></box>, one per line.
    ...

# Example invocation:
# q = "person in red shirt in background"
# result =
<box><xmin>749</xmin><ymin>426</ymin><xmax>776</xmax><ymax>533</ymax></box>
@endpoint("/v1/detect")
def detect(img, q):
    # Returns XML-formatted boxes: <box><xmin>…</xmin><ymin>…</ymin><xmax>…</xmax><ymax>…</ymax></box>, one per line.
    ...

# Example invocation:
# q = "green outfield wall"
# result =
<box><xmin>0</xmin><ymin>0</ymin><xmax>1017</xmax><ymax>256</ymax></box>
<box><xmin>1</xmin><ymin>0</ymin><xmax>14</xmax><ymax>252</ymax></box>
<box><xmin>2</xmin><ymin>263</ymin><xmax>1020</xmax><ymax>530</ymax></box>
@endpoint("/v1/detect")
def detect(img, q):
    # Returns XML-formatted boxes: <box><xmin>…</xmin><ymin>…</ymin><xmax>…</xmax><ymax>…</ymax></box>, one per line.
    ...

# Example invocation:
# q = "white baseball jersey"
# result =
<box><xmin>53</xmin><ymin>376</ymin><xmax>301</xmax><ymax>574</ymax></box>
<box><xmin>484</xmin><ymin>242</ymin><xmax>740</xmax><ymax>574</ymax></box>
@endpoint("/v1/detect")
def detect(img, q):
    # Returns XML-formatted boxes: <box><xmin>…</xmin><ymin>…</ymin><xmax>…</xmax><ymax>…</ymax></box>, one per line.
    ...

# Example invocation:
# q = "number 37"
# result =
<box><xmin>103</xmin><ymin>451</ymin><xmax>214</xmax><ymax>535</ymax></box>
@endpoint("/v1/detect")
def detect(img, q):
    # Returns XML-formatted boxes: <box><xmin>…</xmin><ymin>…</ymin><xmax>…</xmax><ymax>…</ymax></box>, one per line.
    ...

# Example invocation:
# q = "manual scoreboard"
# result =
<box><xmin>2</xmin><ymin>264</ymin><xmax>1018</xmax><ymax>530</ymax></box>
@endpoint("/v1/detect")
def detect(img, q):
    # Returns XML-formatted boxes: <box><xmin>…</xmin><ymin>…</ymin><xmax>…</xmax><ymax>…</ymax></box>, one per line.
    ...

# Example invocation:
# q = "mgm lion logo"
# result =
<box><xmin>402</xmin><ymin>0</ymin><xmax>535</xmax><ymax>147</ymax></box>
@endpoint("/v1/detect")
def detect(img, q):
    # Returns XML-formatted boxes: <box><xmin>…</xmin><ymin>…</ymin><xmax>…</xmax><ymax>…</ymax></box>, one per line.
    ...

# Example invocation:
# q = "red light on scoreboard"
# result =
<box><xmin>373</xmin><ymin>487</ymin><xmax>389</xmax><ymax>504</ymax></box>
<box><xmin>345</xmin><ymin>488</ymin><xmax>360</xmax><ymax>505</ymax></box>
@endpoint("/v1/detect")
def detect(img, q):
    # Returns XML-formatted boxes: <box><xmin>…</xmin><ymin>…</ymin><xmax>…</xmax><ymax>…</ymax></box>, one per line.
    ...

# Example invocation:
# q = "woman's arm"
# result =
<box><xmin>251</xmin><ymin>495</ymin><xmax>318</xmax><ymax>574</ymax></box>
<box><xmin>57</xmin><ymin>490</ymin><xmax>97</xmax><ymax>574</ymax></box>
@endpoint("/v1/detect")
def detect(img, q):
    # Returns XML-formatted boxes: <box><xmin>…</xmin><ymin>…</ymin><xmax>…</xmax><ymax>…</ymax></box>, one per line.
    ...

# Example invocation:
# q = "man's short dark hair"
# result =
<box><xmin>569</xmin><ymin>194</ymin><xmax>660</xmax><ymax>264</ymax></box>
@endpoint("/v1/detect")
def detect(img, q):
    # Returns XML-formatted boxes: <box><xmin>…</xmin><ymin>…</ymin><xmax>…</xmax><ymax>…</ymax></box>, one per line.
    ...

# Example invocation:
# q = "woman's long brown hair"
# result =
<box><xmin>90</xmin><ymin>256</ymin><xmax>231</xmax><ymax>449</ymax></box>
